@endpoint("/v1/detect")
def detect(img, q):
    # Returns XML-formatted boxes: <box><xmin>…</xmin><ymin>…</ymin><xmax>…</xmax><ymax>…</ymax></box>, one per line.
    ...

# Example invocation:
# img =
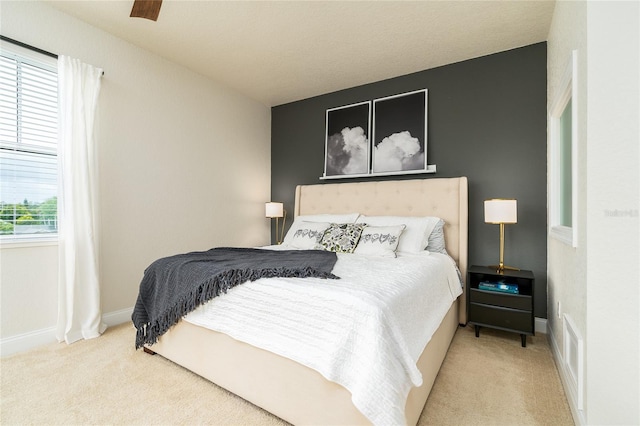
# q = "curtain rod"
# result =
<box><xmin>1</xmin><ymin>35</ymin><xmax>104</xmax><ymax>75</ymax></box>
<box><xmin>1</xmin><ymin>35</ymin><xmax>57</xmax><ymax>59</ymax></box>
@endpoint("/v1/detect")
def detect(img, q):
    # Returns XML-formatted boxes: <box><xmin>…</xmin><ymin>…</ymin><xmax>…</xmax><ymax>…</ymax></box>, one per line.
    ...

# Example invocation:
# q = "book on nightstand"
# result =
<box><xmin>478</xmin><ymin>281</ymin><xmax>519</xmax><ymax>294</ymax></box>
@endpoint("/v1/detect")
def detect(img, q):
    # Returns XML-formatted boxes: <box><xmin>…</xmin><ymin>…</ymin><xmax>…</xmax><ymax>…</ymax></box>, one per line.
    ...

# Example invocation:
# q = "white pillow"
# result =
<box><xmin>283</xmin><ymin>213</ymin><xmax>360</xmax><ymax>246</ymax></box>
<box><xmin>356</xmin><ymin>215</ymin><xmax>441</xmax><ymax>253</ymax></box>
<box><xmin>284</xmin><ymin>221</ymin><xmax>331</xmax><ymax>249</ymax></box>
<box><xmin>354</xmin><ymin>225</ymin><xmax>406</xmax><ymax>257</ymax></box>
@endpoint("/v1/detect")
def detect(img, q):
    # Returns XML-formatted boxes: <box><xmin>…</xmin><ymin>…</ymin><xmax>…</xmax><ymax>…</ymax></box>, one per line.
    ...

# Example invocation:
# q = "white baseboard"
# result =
<box><xmin>0</xmin><ymin>306</ymin><xmax>133</xmax><ymax>358</ymax></box>
<box><xmin>535</xmin><ymin>317</ymin><xmax>548</xmax><ymax>334</ymax></box>
<box><xmin>102</xmin><ymin>307</ymin><xmax>133</xmax><ymax>327</ymax></box>
<box><xmin>0</xmin><ymin>326</ymin><xmax>57</xmax><ymax>358</ymax></box>
<box><xmin>548</xmin><ymin>324</ymin><xmax>587</xmax><ymax>425</ymax></box>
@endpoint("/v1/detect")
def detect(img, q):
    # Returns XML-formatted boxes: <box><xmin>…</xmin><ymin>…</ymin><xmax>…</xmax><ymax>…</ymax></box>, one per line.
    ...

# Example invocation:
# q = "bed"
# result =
<box><xmin>141</xmin><ymin>176</ymin><xmax>468</xmax><ymax>425</ymax></box>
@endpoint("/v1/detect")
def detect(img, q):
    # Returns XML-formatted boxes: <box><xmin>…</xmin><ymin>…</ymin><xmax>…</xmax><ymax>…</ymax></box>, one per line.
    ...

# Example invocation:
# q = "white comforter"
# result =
<box><xmin>184</xmin><ymin>248</ymin><xmax>462</xmax><ymax>425</ymax></box>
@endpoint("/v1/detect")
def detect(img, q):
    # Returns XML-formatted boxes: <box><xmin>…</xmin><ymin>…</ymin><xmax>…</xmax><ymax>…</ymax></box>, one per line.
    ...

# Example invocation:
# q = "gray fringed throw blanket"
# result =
<box><xmin>132</xmin><ymin>247</ymin><xmax>339</xmax><ymax>349</ymax></box>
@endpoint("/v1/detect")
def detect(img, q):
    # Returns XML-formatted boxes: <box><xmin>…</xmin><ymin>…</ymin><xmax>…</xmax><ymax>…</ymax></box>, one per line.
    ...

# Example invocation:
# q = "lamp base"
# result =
<box><xmin>488</xmin><ymin>264</ymin><xmax>520</xmax><ymax>274</ymax></box>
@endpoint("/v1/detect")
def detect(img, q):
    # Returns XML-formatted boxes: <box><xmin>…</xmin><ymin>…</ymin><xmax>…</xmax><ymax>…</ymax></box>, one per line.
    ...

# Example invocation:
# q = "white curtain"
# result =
<box><xmin>56</xmin><ymin>55</ymin><xmax>106</xmax><ymax>344</ymax></box>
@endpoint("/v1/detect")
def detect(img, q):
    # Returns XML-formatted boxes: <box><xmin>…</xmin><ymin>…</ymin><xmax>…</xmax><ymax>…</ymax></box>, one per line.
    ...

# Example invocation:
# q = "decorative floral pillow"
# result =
<box><xmin>288</xmin><ymin>221</ymin><xmax>331</xmax><ymax>249</ymax></box>
<box><xmin>282</xmin><ymin>214</ymin><xmax>359</xmax><ymax>246</ymax></box>
<box><xmin>316</xmin><ymin>223</ymin><xmax>367</xmax><ymax>253</ymax></box>
<box><xmin>354</xmin><ymin>225</ymin><xmax>406</xmax><ymax>257</ymax></box>
<box><xmin>355</xmin><ymin>215</ymin><xmax>441</xmax><ymax>253</ymax></box>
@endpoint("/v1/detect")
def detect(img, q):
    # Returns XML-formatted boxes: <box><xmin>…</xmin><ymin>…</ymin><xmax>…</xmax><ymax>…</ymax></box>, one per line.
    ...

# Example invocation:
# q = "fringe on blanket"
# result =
<box><xmin>135</xmin><ymin>266</ymin><xmax>338</xmax><ymax>349</ymax></box>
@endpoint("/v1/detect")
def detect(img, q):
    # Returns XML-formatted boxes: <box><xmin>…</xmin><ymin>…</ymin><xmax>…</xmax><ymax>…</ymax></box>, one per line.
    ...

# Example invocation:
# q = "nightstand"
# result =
<box><xmin>467</xmin><ymin>265</ymin><xmax>535</xmax><ymax>347</ymax></box>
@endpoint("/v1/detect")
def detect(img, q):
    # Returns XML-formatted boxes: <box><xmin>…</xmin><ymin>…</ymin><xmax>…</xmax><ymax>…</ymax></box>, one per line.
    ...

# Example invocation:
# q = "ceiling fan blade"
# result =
<box><xmin>130</xmin><ymin>0</ymin><xmax>163</xmax><ymax>21</ymax></box>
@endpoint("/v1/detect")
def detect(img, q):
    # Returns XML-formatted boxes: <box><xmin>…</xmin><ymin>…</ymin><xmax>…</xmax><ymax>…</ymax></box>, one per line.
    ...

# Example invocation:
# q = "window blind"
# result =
<box><xmin>0</xmin><ymin>43</ymin><xmax>58</xmax><ymax>238</ymax></box>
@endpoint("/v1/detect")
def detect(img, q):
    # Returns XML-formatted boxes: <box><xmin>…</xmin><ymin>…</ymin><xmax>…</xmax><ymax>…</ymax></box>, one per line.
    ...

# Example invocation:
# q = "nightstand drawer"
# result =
<box><xmin>469</xmin><ymin>303</ymin><xmax>533</xmax><ymax>334</ymax></box>
<box><xmin>470</xmin><ymin>289</ymin><xmax>532</xmax><ymax>311</ymax></box>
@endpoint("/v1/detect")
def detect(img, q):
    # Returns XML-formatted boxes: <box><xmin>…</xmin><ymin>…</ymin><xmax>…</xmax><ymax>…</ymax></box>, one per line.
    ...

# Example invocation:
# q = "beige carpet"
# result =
<box><xmin>421</xmin><ymin>326</ymin><xmax>573</xmax><ymax>426</ymax></box>
<box><xmin>1</xmin><ymin>323</ymin><xmax>573</xmax><ymax>425</ymax></box>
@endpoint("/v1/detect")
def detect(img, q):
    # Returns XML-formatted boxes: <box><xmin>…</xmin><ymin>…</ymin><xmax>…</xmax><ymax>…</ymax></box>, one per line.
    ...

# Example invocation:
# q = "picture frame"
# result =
<box><xmin>323</xmin><ymin>101</ymin><xmax>371</xmax><ymax>178</ymax></box>
<box><xmin>372</xmin><ymin>89</ymin><xmax>428</xmax><ymax>175</ymax></box>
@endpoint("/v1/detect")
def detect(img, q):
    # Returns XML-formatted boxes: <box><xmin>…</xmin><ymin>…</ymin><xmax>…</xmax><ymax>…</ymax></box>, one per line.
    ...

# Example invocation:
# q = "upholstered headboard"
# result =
<box><xmin>294</xmin><ymin>177</ymin><xmax>468</xmax><ymax>324</ymax></box>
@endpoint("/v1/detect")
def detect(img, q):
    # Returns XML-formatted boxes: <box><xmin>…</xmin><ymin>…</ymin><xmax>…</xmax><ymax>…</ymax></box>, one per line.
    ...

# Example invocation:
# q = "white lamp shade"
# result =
<box><xmin>265</xmin><ymin>202</ymin><xmax>284</xmax><ymax>218</ymax></box>
<box><xmin>484</xmin><ymin>199</ymin><xmax>517</xmax><ymax>224</ymax></box>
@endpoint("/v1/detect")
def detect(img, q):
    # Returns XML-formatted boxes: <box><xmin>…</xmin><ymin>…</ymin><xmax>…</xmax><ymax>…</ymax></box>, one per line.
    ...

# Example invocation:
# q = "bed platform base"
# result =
<box><xmin>148</xmin><ymin>301</ymin><xmax>459</xmax><ymax>425</ymax></box>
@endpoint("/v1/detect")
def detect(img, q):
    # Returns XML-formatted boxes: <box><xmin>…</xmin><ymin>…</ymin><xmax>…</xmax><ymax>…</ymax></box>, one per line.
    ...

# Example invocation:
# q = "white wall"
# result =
<box><xmin>546</xmin><ymin>0</ymin><xmax>588</xmax><ymax>418</ymax></box>
<box><xmin>584</xmin><ymin>1</ymin><xmax>638</xmax><ymax>424</ymax></box>
<box><xmin>548</xmin><ymin>1</ymin><xmax>639</xmax><ymax>424</ymax></box>
<box><xmin>0</xmin><ymin>1</ymin><xmax>271</xmax><ymax>351</ymax></box>
<box><xmin>0</xmin><ymin>244</ymin><xmax>58</xmax><ymax>334</ymax></box>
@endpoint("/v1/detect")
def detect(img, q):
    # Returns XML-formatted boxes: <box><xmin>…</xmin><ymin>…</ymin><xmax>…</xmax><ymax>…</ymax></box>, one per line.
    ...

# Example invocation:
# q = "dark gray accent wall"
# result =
<box><xmin>271</xmin><ymin>42</ymin><xmax>548</xmax><ymax>319</ymax></box>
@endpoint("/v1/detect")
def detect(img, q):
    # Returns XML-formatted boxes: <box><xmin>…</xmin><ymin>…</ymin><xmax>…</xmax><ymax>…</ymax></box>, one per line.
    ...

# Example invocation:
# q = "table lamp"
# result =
<box><xmin>265</xmin><ymin>202</ymin><xmax>286</xmax><ymax>244</ymax></box>
<box><xmin>484</xmin><ymin>198</ymin><xmax>519</xmax><ymax>272</ymax></box>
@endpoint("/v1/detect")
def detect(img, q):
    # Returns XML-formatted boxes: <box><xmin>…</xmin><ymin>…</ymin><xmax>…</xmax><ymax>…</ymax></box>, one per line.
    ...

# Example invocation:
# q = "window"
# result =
<box><xmin>550</xmin><ymin>50</ymin><xmax>578</xmax><ymax>247</ymax></box>
<box><xmin>0</xmin><ymin>40</ymin><xmax>58</xmax><ymax>240</ymax></box>
<box><xmin>558</xmin><ymin>98</ymin><xmax>572</xmax><ymax>227</ymax></box>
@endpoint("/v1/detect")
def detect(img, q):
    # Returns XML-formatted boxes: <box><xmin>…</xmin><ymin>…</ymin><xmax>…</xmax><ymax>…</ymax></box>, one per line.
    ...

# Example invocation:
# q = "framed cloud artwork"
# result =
<box><xmin>372</xmin><ymin>89</ymin><xmax>428</xmax><ymax>175</ymax></box>
<box><xmin>323</xmin><ymin>101</ymin><xmax>371</xmax><ymax>178</ymax></box>
<box><xmin>322</xmin><ymin>89</ymin><xmax>433</xmax><ymax>180</ymax></box>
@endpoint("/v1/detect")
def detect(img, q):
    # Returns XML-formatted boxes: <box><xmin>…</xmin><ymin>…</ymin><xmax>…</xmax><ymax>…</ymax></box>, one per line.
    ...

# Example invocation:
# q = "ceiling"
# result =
<box><xmin>47</xmin><ymin>0</ymin><xmax>555</xmax><ymax>107</ymax></box>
